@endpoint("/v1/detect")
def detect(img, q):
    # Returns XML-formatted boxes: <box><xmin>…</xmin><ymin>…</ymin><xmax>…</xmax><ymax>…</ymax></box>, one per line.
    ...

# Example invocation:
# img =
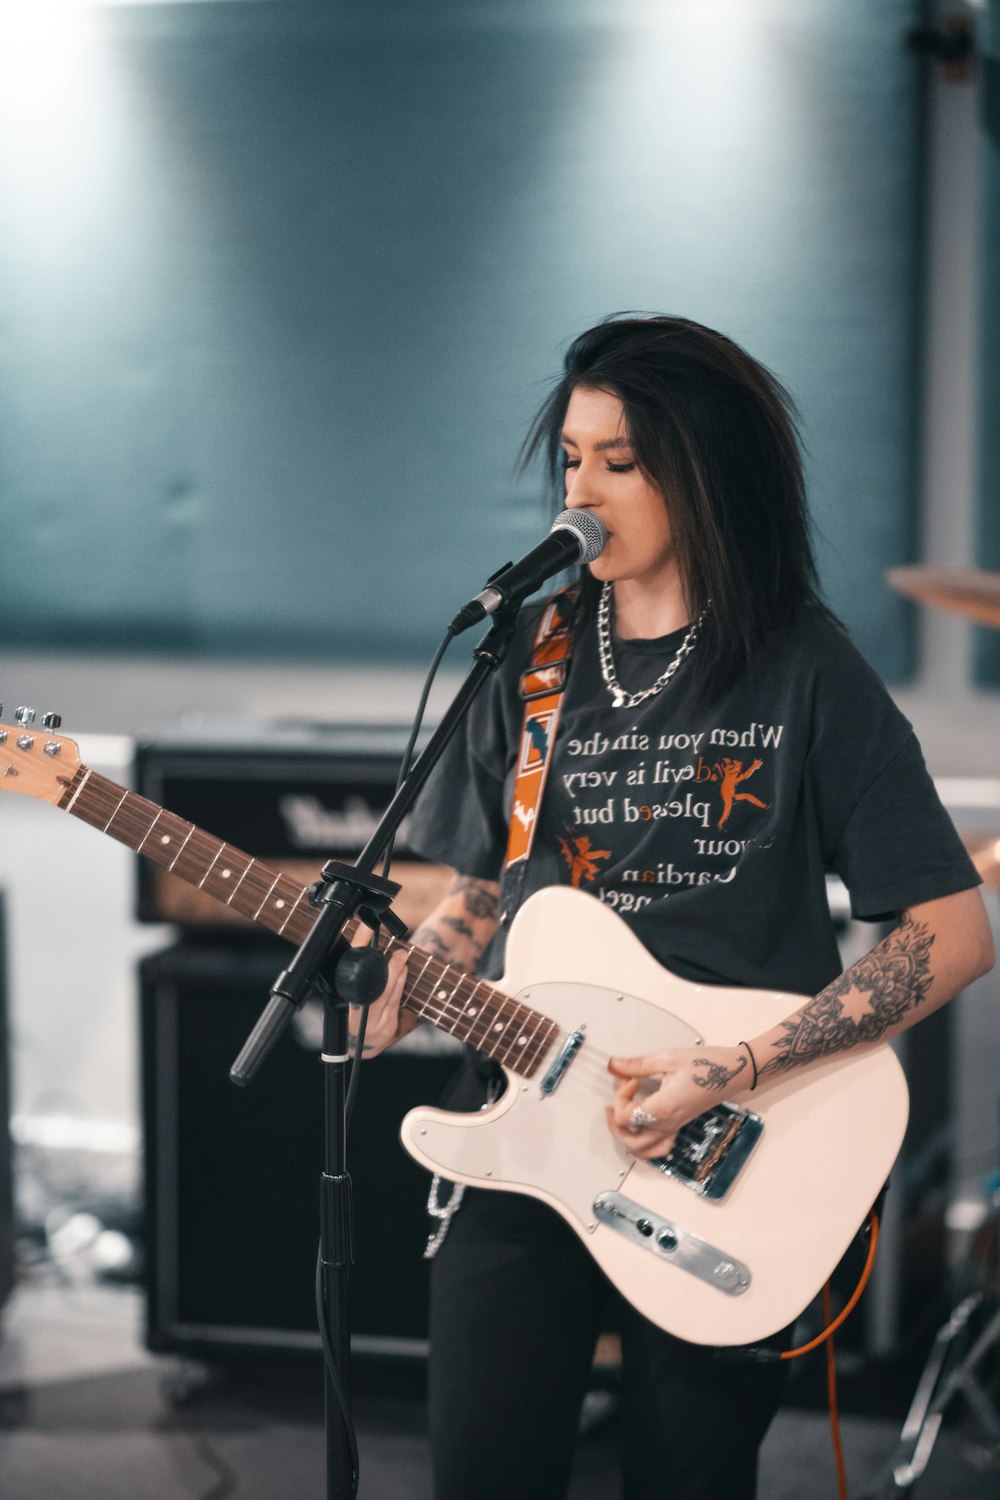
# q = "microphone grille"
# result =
<box><xmin>550</xmin><ymin>508</ymin><xmax>607</xmax><ymax>565</ymax></box>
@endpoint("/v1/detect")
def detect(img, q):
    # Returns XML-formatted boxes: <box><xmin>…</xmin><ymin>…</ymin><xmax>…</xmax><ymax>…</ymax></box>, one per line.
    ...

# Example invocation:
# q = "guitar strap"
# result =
<box><xmin>424</xmin><ymin>586</ymin><xmax>582</xmax><ymax>1261</ymax></box>
<box><xmin>500</xmin><ymin>583</ymin><xmax>582</xmax><ymax>920</ymax></box>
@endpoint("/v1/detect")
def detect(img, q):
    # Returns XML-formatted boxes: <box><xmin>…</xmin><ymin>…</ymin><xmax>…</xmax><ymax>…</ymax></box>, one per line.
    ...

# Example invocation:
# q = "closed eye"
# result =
<box><xmin>561</xmin><ymin>457</ymin><xmax>636</xmax><ymax>474</ymax></box>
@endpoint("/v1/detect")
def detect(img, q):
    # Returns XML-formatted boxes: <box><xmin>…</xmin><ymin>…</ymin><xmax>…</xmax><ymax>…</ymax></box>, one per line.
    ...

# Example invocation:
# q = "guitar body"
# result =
<box><xmin>0</xmin><ymin>722</ymin><xmax>908</xmax><ymax>1347</ymax></box>
<box><xmin>401</xmin><ymin>885</ymin><xmax>908</xmax><ymax>1346</ymax></box>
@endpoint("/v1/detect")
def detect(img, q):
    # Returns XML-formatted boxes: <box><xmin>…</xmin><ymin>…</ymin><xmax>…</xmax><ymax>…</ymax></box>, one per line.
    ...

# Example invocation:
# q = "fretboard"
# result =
<box><xmin>57</xmin><ymin>765</ymin><xmax>559</xmax><ymax>1078</ymax></box>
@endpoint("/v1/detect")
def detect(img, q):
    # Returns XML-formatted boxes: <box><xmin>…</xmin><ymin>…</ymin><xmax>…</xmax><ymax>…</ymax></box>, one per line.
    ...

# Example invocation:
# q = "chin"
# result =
<box><xmin>587</xmin><ymin>557</ymin><xmax>618</xmax><ymax>583</ymax></box>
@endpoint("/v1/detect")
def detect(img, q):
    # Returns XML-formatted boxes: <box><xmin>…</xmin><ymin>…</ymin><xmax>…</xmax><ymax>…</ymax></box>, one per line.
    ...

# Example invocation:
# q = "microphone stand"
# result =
<box><xmin>229</xmin><ymin>603</ymin><xmax>522</xmax><ymax>1500</ymax></box>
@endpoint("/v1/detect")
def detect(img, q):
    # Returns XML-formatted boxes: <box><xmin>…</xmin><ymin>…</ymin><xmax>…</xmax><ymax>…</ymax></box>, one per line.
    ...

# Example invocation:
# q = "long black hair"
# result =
<box><xmin>521</xmin><ymin>314</ymin><xmax>829</xmax><ymax>704</ymax></box>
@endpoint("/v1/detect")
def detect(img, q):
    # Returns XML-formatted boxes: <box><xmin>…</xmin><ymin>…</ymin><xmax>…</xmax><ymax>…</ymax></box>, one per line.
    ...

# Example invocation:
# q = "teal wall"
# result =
<box><xmin>0</xmin><ymin>1</ymin><xmax>922</xmax><ymax>674</ymax></box>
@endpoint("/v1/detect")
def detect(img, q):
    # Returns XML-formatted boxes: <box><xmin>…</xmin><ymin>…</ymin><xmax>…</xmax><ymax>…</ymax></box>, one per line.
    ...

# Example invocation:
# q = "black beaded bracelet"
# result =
<box><xmin>739</xmin><ymin>1039</ymin><xmax>759</xmax><ymax>1091</ymax></box>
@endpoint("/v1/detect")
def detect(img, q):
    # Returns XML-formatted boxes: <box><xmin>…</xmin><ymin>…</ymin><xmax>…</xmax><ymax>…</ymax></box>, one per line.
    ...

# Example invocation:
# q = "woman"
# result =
<box><xmin>351</xmin><ymin>316</ymin><xmax>993</xmax><ymax>1499</ymax></box>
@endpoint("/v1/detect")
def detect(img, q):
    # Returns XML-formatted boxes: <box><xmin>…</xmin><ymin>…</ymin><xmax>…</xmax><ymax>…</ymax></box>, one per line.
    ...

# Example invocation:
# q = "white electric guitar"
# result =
<box><xmin>0</xmin><ymin>713</ymin><xmax>908</xmax><ymax>1346</ymax></box>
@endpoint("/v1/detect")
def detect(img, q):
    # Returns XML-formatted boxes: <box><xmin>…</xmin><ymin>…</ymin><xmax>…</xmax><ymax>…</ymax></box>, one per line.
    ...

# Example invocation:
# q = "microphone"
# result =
<box><xmin>448</xmin><ymin>508</ymin><xmax>607</xmax><ymax>635</ymax></box>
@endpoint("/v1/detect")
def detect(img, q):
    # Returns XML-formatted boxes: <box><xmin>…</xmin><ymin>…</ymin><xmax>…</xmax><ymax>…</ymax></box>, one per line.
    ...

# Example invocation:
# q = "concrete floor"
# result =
<box><xmin>1</xmin><ymin>1271</ymin><xmax>999</xmax><ymax>1500</ymax></box>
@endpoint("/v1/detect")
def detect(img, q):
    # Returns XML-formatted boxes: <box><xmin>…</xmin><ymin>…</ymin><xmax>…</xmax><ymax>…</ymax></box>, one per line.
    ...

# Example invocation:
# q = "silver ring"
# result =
<box><xmin>629</xmin><ymin>1105</ymin><xmax>657</xmax><ymax>1132</ymax></box>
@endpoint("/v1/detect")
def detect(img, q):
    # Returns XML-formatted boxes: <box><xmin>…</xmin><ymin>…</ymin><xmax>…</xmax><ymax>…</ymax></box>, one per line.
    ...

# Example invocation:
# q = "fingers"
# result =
<box><xmin>608</xmin><ymin>1052</ymin><xmax>669</xmax><ymax>1079</ymax></box>
<box><xmin>348</xmin><ymin>946</ymin><xmax>409</xmax><ymax>1057</ymax></box>
<box><xmin>605</xmin><ymin>1104</ymin><xmax>676</xmax><ymax>1159</ymax></box>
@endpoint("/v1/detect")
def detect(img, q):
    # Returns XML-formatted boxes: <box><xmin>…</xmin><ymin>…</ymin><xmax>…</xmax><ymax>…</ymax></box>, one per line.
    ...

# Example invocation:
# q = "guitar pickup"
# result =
<box><xmin>539</xmin><ymin>1026</ymin><xmax>585</xmax><ymax>1096</ymax></box>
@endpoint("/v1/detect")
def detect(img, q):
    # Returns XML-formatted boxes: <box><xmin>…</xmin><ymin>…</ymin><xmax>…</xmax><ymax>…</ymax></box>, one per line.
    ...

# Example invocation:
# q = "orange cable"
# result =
<box><xmin>780</xmin><ymin>1212</ymin><xmax>880</xmax><ymax>1360</ymax></box>
<box><xmin>774</xmin><ymin>1212</ymin><xmax>880</xmax><ymax>1500</ymax></box>
<box><xmin>823</xmin><ymin>1281</ymin><xmax>848</xmax><ymax>1500</ymax></box>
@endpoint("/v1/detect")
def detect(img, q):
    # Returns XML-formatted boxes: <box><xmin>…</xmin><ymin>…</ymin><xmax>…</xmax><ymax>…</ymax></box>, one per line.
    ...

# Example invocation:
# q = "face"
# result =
<box><xmin>560</xmin><ymin>386</ymin><xmax>677</xmax><ymax>596</ymax></box>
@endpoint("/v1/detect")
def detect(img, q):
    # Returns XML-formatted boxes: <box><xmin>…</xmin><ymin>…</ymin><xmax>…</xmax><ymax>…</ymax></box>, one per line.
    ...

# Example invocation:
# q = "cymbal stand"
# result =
<box><xmin>864</xmin><ymin>1180</ymin><xmax>1000</xmax><ymax>1496</ymax></box>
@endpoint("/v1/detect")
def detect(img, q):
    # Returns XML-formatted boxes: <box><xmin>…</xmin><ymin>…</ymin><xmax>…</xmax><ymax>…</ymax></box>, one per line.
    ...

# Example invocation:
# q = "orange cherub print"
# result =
<box><xmin>557</xmin><ymin>833</ymin><xmax>612</xmax><ymax>889</ymax></box>
<box><xmin>716</xmin><ymin>758</ymin><xmax>768</xmax><ymax>829</ymax></box>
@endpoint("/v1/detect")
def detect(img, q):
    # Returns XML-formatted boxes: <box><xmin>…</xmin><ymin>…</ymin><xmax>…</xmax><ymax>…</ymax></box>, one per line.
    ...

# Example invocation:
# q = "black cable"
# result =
<box><xmin>317</xmin><ymin>1245</ymin><xmax>360</xmax><ymax>1497</ymax></box>
<box><xmin>344</xmin><ymin>625</ymin><xmax>454</xmax><ymax>1128</ymax></box>
<box><xmin>323</xmin><ymin>625</ymin><xmax>456</xmax><ymax>1497</ymax></box>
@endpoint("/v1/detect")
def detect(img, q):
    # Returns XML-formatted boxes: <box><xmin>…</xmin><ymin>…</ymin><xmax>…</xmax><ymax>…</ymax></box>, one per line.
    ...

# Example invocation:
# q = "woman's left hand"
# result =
<box><xmin>606</xmin><ymin>1044</ymin><xmax>751</xmax><ymax>1158</ymax></box>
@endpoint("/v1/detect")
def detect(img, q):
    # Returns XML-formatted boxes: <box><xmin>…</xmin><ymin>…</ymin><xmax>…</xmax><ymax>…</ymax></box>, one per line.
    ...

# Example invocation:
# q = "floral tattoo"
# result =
<box><xmin>762</xmin><ymin>912</ymin><xmax>935</xmax><ymax>1078</ymax></box>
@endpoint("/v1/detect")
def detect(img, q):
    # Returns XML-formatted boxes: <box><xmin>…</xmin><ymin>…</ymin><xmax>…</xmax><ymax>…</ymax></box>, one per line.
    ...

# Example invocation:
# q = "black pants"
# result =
<box><xmin>428</xmin><ymin>1186</ymin><xmax>792</xmax><ymax>1500</ymax></box>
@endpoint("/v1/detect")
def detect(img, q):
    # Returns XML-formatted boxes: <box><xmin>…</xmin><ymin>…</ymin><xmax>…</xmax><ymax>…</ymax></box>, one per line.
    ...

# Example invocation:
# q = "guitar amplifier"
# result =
<box><xmin>0</xmin><ymin>893</ymin><xmax>13</xmax><ymax>1318</ymax></box>
<box><xmin>141</xmin><ymin>939</ymin><xmax>461</xmax><ymax>1359</ymax></box>
<box><xmin>133</xmin><ymin>720</ymin><xmax>451</xmax><ymax>934</ymax></box>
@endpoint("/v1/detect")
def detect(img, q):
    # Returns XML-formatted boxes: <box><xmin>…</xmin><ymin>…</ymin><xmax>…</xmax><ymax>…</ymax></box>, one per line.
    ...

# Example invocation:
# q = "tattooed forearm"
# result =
<box><xmin>692</xmin><ymin>1053</ymin><xmax>747</xmax><ymax>1092</ymax></box>
<box><xmin>411</xmin><ymin>924</ymin><xmax>453</xmax><ymax>957</ymax></box>
<box><xmin>761</xmin><ymin>912</ymin><xmax>936</xmax><ymax>1078</ymax></box>
<box><xmin>449</xmin><ymin>876</ymin><xmax>500</xmax><ymax>922</ymax></box>
<box><xmin>437</xmin><ymin>906</ymin><xmax>488</xmax><ymax>954</ymax></box>
<box><xmin>440</xmin><ymin>913</ymin><xmax>481</xmax><ymax>946</ymax></box>
<box><xmin>407</xmin><ymin>875</ymin><xmax>500</xmax><ymax>975</ymax></box>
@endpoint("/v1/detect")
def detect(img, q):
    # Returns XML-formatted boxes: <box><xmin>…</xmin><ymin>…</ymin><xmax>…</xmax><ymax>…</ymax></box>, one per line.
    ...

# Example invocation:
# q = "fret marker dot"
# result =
<box><xmin>437</xmin><ymin>989</ymin><xmax>448</xmax><ymax>1001</ymax></box>
<box><xmin>275</xmin><ymin>899</ymin><xmax>285</xmax><ymax>909</ymax></box>
<box><xmin>221</xmin><ymin>869</ymin><xmax>231</xmax><ymax>879</ymax></box>
<box><xmin>493</xmin><ymin>1022</ymin><xmax>503</xmax><ymax>1033</ymax></box>
<box><xmin>517</xmin><ymin>1035</ymin><xmax>528</xmax><ymax>1046</ymax></box>
<box><xmin>160</xmin><ymin>835</ymin><xmax>171</xmax><ymax>845</ymax></box>
<box><xmin>466</xmin><ymin>1005</ymin><xmax>478</xmax><ymax>1017</ymax></box>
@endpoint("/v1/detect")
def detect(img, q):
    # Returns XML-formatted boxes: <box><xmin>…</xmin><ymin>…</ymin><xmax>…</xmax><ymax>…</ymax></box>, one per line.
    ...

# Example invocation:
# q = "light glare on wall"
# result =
<box><xmin>0</xmin><ymin>0</ymin><xmax>119</xmax><ymax>227</ymax></box>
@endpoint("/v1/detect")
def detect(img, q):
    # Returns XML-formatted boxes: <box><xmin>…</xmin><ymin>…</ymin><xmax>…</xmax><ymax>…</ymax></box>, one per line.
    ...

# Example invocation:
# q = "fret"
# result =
<box><xmin>276</xmin><ymin>884</ymin><xmax>307</xmax><ymax>936</ymax></box>
<box><xmin>101</xmin><ymin>789</ymin><xmax>130</xmax><ymax>834</ymax></box>
<box><xmin>251</xmin><ymin>874</ymin><xmax>281</xmax><ymax>921</ymax></box>
<box><xmin>169</xmin><ymin>826</ymin><xmax>225</xmax><ymax>886</ymax></box>
<box><xmin>399</xmin><ymin>957</ymin><xmax>554</xmax><ymax>1080</ymax></box>
<box><xmin>60</xmin><ymin>767</ymin><xmax>93</xmax><ymax>814</ymax></box>
<box><xmin>141</xmin><ymin>808</ymin><xmax>196</xmax><ymax>862</ymax></box>
<box><xmin>464</xmin><ymin>982</ymin><xmax>505</xmax><ymax>1051</ymax></box>
<box><xmin>225</xmin><ymin>862</ymin><xmax>289</xmax><ymax>923</ymax></box>
<box><xmin>197</xmin><ymin>844</ymin><xmax>223</xmax><ymax>889</ymax></box>
<box><xmin>57</xmin><ymin>768</ymin><xmax>556</xmax><ymax>1078</ymax></box>
<box><xmin>135</xmin><ymin>808</ymin><xmax>163</xmax><ymax>852</ymax></box>
<box><xmin>199</xmin><ymin>846</ymin><xmax>254</xmax><ymax>906</ymax></box>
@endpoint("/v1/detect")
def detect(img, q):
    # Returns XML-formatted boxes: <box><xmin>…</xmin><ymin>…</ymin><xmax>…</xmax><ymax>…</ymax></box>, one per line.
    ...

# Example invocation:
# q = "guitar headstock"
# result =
<box><xmin>0</xmin><ymin>707</ymin><xmax>84</xmax><ymax>805</ymax></box>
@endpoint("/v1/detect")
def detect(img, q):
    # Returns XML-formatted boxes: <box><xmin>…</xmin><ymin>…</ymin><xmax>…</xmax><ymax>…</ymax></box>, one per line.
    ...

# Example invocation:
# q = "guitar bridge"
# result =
<box><xmin>650</xmin><ymin>1102</ymin><xmax>763</xmax><ymax>1201</ymax></box>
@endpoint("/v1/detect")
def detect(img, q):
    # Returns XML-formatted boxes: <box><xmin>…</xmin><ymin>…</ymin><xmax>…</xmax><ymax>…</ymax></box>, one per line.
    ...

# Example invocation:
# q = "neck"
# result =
<box><xmin>610</xmin><ymin>578</ymin><xmax>690</xmax><ymax>639</ymax></box>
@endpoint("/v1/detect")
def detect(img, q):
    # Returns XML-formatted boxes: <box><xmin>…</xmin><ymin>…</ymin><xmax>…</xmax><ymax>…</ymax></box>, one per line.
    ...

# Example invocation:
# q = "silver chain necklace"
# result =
<box><xmin>596</xmin><ymin>581</ymin><xmax>707</xmax><ymax>710</ymax></box>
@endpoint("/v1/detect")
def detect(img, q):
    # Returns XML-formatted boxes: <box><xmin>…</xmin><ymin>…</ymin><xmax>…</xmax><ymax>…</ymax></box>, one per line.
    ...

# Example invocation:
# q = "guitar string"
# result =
<box><xmin>400</xmin><ymin>960</ymin><xmax>704</xmax><ymax>1130</ymax></box>
<box><xmin>73</xmin><ymin>781</ymin><xmax>725</xmax><ymax>1146</ymax></box>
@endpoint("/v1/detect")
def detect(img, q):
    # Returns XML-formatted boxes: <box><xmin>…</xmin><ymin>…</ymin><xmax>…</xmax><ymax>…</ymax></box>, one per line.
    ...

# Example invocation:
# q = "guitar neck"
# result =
<box><xmin>57</xmin><ymin>765</ymin><xmax>557</xmax><ymax>1077</ymax></box>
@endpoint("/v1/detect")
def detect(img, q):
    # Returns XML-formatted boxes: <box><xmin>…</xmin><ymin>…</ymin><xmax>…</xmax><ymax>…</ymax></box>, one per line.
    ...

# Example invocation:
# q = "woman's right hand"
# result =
<box><xmin>346</xmin><ymin>871</ymin><xmax>500</xmax><ymax>1060</ymax></box>
<box><xmin>346</xmin><ymin>930</ymin><xmax>411</xmax><ymax>1059</ymax></box>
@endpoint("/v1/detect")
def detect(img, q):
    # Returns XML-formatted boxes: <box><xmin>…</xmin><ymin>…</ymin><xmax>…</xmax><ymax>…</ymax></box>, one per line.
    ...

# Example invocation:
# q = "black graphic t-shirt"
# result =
<box><xmin>409</xmin><ymin>598</ymin><xmax>978</xmax><ymax>999</ymax></box>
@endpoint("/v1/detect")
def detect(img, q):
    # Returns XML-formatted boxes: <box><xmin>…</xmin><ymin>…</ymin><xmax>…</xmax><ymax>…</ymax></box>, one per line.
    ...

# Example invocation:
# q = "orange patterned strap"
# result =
<box><xmin>503</xmin><ymin>585</ymin><xmax>581</xmax><ymax>871</ymax></box>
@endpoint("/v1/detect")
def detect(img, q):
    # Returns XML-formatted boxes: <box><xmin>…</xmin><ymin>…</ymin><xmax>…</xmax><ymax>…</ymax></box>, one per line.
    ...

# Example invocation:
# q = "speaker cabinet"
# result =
<box><xmin>0</xmin><ymin>894</ymin><xmax>13</xmax><ymax>1315</ymax></box>
<box><xmin>133</xmin><ymin>723</ymin><xmax>450</xmax><ymax>932</ymax></box>
<box><xmin>141</xmin><ymin>940</ymin><xmax>460</xmax><ymax>1359</ymax></box>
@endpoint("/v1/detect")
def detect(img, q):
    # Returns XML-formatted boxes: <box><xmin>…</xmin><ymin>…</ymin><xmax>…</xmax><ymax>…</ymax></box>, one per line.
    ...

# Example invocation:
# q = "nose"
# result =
<box><xmin>564</xmin><ymin>460</ymin><xmax>603</xmax><ymax>512</ymax></box>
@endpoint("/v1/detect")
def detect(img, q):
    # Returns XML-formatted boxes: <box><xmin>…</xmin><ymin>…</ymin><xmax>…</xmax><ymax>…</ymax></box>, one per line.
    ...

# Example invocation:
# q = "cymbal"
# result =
<box><xmin>887</xmin><ymin>567</ymin><xmax>1000</xmax><ymax>630</ymax></box>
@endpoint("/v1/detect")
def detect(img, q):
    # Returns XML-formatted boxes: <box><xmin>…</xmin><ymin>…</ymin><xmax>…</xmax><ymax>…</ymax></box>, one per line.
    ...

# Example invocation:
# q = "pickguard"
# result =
<box><xmin>404</xmin><ymin>981</ymin><xmax>701</xmax><ymax>1229</ymax></box>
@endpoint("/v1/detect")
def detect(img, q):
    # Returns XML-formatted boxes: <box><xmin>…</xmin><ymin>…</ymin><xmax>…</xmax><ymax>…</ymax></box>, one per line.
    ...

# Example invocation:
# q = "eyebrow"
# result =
<box><xmin>560</xmin><ymin>434</ymin><xmax>633</xmax><ymax>452</ymax></box>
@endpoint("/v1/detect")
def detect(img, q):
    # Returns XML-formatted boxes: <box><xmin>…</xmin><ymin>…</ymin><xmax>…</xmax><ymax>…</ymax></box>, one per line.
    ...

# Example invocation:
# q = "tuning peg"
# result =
<box><xmin>15</xmin><ymin>707</ymin><xmax>36</xmax><ymax>726</ymax></box>
<box><xmin>41</xmin><ymin>712</ymin><xmax>62</xmax><ymax>730</ymax></box>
